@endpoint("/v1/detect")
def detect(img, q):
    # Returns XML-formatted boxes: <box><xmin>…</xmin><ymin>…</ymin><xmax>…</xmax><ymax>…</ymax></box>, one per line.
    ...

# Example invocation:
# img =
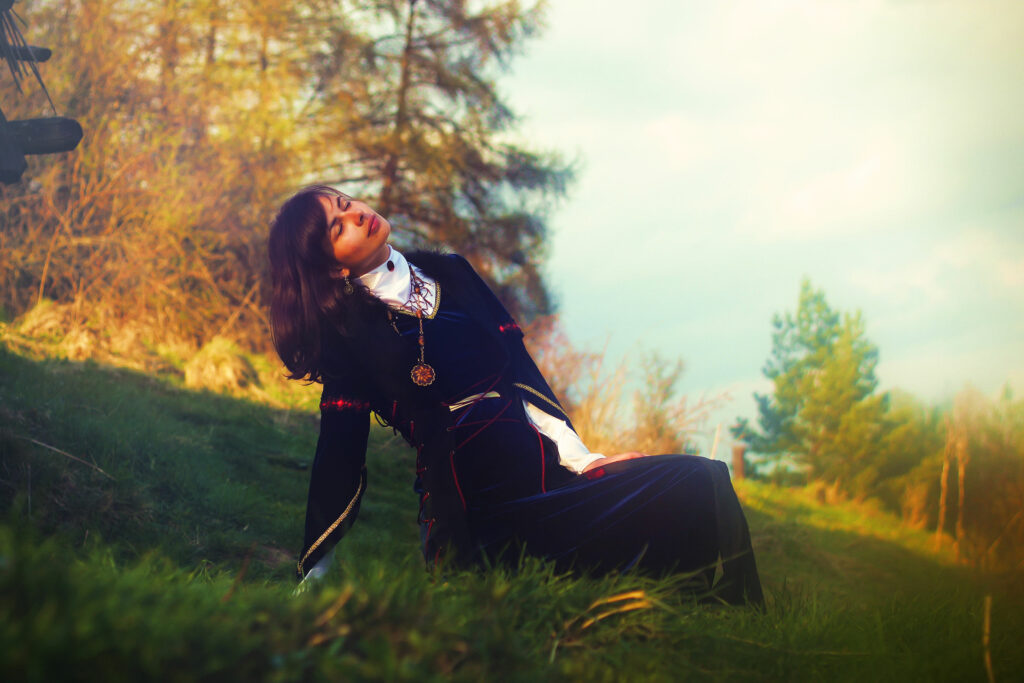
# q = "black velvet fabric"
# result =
<box><xmin>475</xmin><ymin>455</ymin><xmax>718</xmax><ymax>574</ymax></box>
<box><xmin>299</xmin><ymin>252</ymin><xmax>571</xmax><ymax>576</ymax></box>
<box><xmin>297</xmin><ymin>252</ymin><xmax>763</xmax><ymax>604</ymax></box>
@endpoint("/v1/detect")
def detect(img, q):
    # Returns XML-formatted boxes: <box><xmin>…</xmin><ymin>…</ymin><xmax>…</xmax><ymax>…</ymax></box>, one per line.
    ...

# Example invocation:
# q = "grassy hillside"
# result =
<box><xmin>1</xmin><ymin>344</ymin><xmax>1021</xmax><ymax>681</ymax></box>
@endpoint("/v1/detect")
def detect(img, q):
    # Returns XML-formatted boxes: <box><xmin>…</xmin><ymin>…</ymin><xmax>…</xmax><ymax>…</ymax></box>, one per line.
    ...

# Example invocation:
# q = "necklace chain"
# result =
<box><xmin>389</xmin><ymin>266</ymin><xmax>437</xmax><ymax>387</ymax></box>
<box><xmin>406</xmin><ymin>267</ymin><xmax>432</xmax><ymax>316</ymax></box>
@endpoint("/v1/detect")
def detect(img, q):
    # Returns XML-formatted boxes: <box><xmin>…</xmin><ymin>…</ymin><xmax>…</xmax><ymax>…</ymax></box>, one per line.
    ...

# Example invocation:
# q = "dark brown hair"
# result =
<box><xmin>268</xmin><ymin>185</ymin><xmax>359</xmax><ymax>381</ymax></box>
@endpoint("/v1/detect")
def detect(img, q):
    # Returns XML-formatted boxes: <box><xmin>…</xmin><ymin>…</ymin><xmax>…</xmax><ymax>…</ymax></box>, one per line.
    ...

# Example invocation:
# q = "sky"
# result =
<box><xmin>502</xmin><ymin>0</ymin><xmax>1024</xmax><ymax>456</ymax></box>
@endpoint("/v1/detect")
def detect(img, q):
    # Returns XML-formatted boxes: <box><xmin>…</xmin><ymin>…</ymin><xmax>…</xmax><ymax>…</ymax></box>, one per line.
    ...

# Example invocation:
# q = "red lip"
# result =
<box><xmin>368</xmin><ymin>216</ymin><xmax>378</xmax><ymax>236</ymax></box>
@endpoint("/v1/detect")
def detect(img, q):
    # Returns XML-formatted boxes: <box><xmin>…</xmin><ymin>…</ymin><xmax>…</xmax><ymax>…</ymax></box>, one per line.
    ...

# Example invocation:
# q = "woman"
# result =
<box><xmin>269</xmin><ymin>186</ymin><xmax>763</xmax><ymax>605</ymax></box>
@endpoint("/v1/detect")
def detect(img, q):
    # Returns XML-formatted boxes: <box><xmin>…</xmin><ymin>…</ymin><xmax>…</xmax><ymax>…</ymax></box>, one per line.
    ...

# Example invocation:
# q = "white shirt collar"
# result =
<box><xmin>356</xmin><ymin>246</ymin><xmax>436</xmax><ymax>313</ymax></box>
<box><xmin>357</xmin><ymin>245</ymin><xmax>403</xmax><ymax>292</ymax></box>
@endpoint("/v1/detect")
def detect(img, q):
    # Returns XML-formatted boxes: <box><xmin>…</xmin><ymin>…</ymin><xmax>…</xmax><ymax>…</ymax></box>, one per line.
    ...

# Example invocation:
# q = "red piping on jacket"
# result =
<box><xmin>449</xmin><ymin>449</ymin><xmax>467</xmax><ymax>510</ymax></box>
<box><xmin>320</xmin><ymin>397</ymin><xmax>370</xmax><ymax>412</ymax></box>
<box><xmin>452</xmin><ymin>400</ymin><xmax>512</xmax><ymax>451</ymax></box>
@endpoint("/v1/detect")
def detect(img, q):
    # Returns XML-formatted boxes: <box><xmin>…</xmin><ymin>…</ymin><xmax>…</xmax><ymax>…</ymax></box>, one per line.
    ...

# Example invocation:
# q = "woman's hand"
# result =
<box><xmin>293</xmin><ymin>549</ymin><xmax>335</xmax><ymax>596</ymax></box>
<box><xmin>582</xmin><ymin>451</ymin><xmax>648</xmax><ymax>473</ymax></box>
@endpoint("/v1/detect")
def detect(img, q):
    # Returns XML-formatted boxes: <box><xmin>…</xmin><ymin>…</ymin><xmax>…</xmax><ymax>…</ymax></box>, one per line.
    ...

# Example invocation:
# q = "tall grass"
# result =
<box><xmin>2</xmin><ymin>343</ymin><xmax>1022</xmax><ymax>681</ymax></box>
<box><xmin>523</xmin><ymin>316</ymin><xmax>723</xmax><ymax>456</ymax></box>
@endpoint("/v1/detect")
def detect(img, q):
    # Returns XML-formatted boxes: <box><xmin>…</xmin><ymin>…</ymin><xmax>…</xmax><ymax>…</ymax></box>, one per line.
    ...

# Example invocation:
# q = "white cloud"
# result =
<box><xmin>849</xmin><ymin>227</ymin><xmax>1024</xmax><ymax>306</ymax></box>
<box><xmin>997</xmin><ymin>258</ymin><xmax>1024</xmax><ymax>288</ymax></box>
<box><xmin>642</xmin><ymin>115</ymin><xmax>717</xmax><ymax>172</ymax></box>
<box><xmin>739</xmin><ymin>139</ymin><xmax>917</xmax><ymax>241</ymax></box>
<box><xmin>850</xmin><ymin>260</ymin><xmax>949</xmax><ymax>306</ymax></box>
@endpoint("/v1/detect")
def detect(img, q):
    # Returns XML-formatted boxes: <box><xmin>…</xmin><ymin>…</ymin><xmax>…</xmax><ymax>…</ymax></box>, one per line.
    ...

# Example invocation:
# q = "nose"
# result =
<box><xmin>340</xmin><ymin>205</ymin><xmax>362</xmax><ymax>224</ymax></box>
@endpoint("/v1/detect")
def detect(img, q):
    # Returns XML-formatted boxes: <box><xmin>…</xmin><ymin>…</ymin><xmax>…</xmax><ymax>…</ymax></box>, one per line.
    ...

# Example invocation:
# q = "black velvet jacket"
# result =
<box><xmin>297</xmin><ymin>252</ymin><xmax>573</xmax><ymax>578</ymax></box>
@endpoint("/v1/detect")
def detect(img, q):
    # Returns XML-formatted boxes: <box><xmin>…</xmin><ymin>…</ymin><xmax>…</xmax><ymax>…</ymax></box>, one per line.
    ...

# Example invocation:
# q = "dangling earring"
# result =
<box><xmin>343</xmin><ymin>275</ymin><xmax>354</xmax><ymax>295</ymax></box>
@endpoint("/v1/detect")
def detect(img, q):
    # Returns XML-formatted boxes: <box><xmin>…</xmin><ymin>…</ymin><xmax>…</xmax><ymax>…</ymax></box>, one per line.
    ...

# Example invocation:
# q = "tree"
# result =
<box><xmin>0</xmin><ymin>0</ymin><xmax>568</xmax><ymax>346</ymax></box>
<box><xmin>0</xmin><ymin>0</ymin><xmax>305</xmax><ymax>343</ymax></box>
<box><xmin>868</xmin><ymin>390</ymin><xmax>944</xmax><ymax>519</ymax></box>
<box><xmin>944</xmin><ymin>387</ymin><xmax>1024</xmax><ymax>568</ymax></box>
<box><xmin>304</xmin><ymin>0</ymin><xmax>573</xmax><ymax>320</ymax></box>
<box><xmin>733</xmin><ymin>279</ymin><xmax>887</xmax><ymax>490</ymax></box>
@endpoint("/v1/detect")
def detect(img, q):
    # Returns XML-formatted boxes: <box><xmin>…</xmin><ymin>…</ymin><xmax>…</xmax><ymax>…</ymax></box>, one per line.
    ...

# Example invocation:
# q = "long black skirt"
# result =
<box><xmin>468</xmin><ymin>454</ymin><xmax>764</xmax><ymax>605</ymax></box>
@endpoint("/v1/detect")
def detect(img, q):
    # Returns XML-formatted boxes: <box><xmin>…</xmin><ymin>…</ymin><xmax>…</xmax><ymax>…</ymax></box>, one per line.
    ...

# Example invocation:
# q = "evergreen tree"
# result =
<box><xmin>1</xmin><ymin>0</ymin><xmax>568</xmax><ymax>339</ymax></box>
<box><xmin>305</xmin><ymin>0</ymin><xmax>572</xmax><ymax>319</ymax></box>
<box><xmin>734</xmin><ymin>280</ymin><xmax>888</xmax><ymax>489</ymax></box>
<box><xmin>870</xmin><ymin>390</ymin><xmax>945</xmax><ymax>518</ymax></box>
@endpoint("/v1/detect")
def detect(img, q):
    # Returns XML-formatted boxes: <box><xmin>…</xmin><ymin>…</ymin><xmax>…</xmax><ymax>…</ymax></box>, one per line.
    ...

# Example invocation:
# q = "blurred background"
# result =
<box><xmin>2</xmin><ymin>0</ymin><xmax>1021</xmax><ymax>569</ymax></box>
<box><xmin>504</xmin><ymin>0</ymin><xmax>1024</xmax><ymax>456</ymax></box>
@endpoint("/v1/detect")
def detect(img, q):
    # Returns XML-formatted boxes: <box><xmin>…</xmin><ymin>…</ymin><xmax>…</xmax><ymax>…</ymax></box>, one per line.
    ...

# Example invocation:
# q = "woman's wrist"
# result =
<box><xmin>581</xmin><ymin>452</ymin><xmax>647</xmax><ymax>472</ymax></box>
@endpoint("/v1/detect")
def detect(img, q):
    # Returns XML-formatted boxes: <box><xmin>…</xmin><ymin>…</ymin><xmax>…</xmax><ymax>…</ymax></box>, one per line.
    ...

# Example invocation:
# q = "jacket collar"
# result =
<box><xmin>325</xmin><ymin>251</ymin><xmax>510</xmax><ymax>397</ymax></box>
<box><xmin>406</xmin><ymin>251</ymin><xmax>502</xmax><ymax>345</ymax></box>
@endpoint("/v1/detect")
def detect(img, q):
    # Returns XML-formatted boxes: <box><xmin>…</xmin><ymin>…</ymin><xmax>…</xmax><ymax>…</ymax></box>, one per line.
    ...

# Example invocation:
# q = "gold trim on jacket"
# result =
<box><xmin>514</xmin><ymin>382</ymin><xmax>569</xmax><ymax>421</ymax></box>
<box><xmin>297</xmin><ymin>467</ymin><xmax>366</xmax><ymax>576</ymax></box>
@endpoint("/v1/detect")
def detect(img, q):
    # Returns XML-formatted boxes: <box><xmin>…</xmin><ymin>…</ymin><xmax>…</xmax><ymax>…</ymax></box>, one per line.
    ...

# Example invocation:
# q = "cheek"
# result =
<box><xmin>331</xmin><ymin>235</ymin><xmax>360</xmax><ymax>264</ymax></box>
<box><xmin>326</xmin><ymin>235</ymin><xmax>342</xmax><ymax>261</ymax></box>
<box><xmin>332</xmin><ymin>241</ymin><xmax>347</xmax><ymax>261</ymax></box>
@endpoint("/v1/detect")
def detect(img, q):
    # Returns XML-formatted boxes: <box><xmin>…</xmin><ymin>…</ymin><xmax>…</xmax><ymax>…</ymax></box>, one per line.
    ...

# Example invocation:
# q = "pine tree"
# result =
<box><xmin>305</xmin><ymin>0</ymin><xmax>573</xmax><ymax>319</ymax></box>
<box><xmin>0</xmin><ymin>0</ymin><xmax>569</xmax><ymax>339</ymax></box>
<box><xmin>734</xmin><ymin>280</ymin><xmax>888</xmax><ymax>489</ymax></box>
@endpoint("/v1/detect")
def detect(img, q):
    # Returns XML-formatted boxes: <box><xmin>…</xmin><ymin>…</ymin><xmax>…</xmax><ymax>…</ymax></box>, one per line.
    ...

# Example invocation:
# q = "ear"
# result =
<box><xmin>327</xmin><ymin>264</ymin><xmax>350</xmax><ymax>280</ymax></box>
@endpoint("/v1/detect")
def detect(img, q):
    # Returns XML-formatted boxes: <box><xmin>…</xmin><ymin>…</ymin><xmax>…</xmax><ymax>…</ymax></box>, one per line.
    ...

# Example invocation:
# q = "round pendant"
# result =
<box><xmin>410</xmin><ymin>362</ymin><xmax>436</xmax><ymax>387</ymax></box>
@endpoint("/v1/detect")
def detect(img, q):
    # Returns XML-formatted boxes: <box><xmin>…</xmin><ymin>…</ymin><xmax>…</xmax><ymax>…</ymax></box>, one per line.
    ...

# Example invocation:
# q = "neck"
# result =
<box><xmin>349</xmin><ymin>243</ymin><xmax>392</xmax><ymax>278</ymax></box>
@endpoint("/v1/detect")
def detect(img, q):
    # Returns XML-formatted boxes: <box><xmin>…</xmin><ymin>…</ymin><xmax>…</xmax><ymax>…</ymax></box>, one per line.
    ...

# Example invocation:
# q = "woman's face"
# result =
<box><xmin>318</xmin><ymin>194</ymin><xmax>391</xmax><ymax>277</ymax></box>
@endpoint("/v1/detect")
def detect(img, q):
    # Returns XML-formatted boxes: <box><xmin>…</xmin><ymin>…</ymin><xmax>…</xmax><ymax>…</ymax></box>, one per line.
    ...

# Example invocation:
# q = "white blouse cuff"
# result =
<box><xmin>522</xmin><ymin>400</ymin><xmax>604</xmax><ymax>473</ymax></box>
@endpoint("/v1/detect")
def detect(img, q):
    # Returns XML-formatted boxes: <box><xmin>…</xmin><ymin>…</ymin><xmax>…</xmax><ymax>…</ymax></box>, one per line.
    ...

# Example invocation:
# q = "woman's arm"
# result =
<box><xmin>297</xmin><ymin>383</ymin><xmax>371</xmax><ymax>579</ymax></box>
<box><xmin>581</xmin><ymin>451</ymin><xmax>648</xmax><ymax>472</ymax></box>
<box><xmin>446</xmin><ymin>255</ymin><xmax>578</xmax><ymax>429</ymax></box>
<box><xmin>522</xmin><ymin>400</ymin><xmax>605</xmax><ymax>472</ymax></box>
<box><xmin>448</xmin><ymin>253</ymin><xmax>644</xmax><ymax>474</ymax></box>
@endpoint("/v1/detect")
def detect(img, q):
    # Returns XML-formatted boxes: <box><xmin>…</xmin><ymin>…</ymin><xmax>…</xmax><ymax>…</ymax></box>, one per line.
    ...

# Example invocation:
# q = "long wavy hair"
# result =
<box><xmin>268</xmin><ymin>185</ymin><xmax>369</xmax><ymax>381</ymax></box>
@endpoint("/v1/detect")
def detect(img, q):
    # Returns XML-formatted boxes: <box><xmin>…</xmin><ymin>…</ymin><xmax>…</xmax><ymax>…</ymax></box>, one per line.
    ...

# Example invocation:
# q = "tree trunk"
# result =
<box><xmin>731</xmin><ymin>443</ymin><xmax>746</xmax><ymax>480</ymax></box>
<box><xmin>205</xmin><ymin>2</ymin><xmax>218</xmax><ymax>65</ymax></box>
<box><xmin>935</xmin><ymin>455</ymin><xmax>950</xmax><ymax>545</ymax></box>
<box><xmin>378</xmin><ymin>0</ymin><xmax>418</xmax><ymax>216</ymax></box>
<box><xmin>159</xmin><ymin>0</ymin><xmax>180</xmax><ymax>102</ymax></box>
<box><xmin>954</xmin><ymin>428</ymin><xmax>968</xmax><ymax>562</ymax></box>
<box><xmin>709</xmin><ymin>423</ymin><xmax>722</xmax><ymax>461</ymax></box>
<box><xmin>935</xmin><ymin>416</ymin><xmax>952</xmax><ymax>547</ymax></box>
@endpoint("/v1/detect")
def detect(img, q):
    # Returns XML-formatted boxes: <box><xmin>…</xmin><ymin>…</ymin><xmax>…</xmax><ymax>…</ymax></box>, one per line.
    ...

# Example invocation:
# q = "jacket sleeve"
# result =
<box><xmin>448</xmin><ymin>253</ymin><xmax>575</xmax><ymax>430</ymax></box>
<box><xmin>296</xmin><ymin>378</ymin><xmax>371</xmax><ymax>579</ymax></box>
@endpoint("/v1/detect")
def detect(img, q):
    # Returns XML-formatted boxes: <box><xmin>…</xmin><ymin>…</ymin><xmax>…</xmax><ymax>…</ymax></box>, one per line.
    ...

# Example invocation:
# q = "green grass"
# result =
<box><xmin>1</xmin><ymin>344</ymin><xmax>1022</xmax><ymax>681</ymax></box>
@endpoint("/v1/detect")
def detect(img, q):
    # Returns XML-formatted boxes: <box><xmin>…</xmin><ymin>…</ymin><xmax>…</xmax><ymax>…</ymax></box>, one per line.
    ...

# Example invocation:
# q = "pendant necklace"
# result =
<box><xmin>389</xmin><ymin>266</ymin><xmax>436</xmax><ymax>387</ymax></box>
